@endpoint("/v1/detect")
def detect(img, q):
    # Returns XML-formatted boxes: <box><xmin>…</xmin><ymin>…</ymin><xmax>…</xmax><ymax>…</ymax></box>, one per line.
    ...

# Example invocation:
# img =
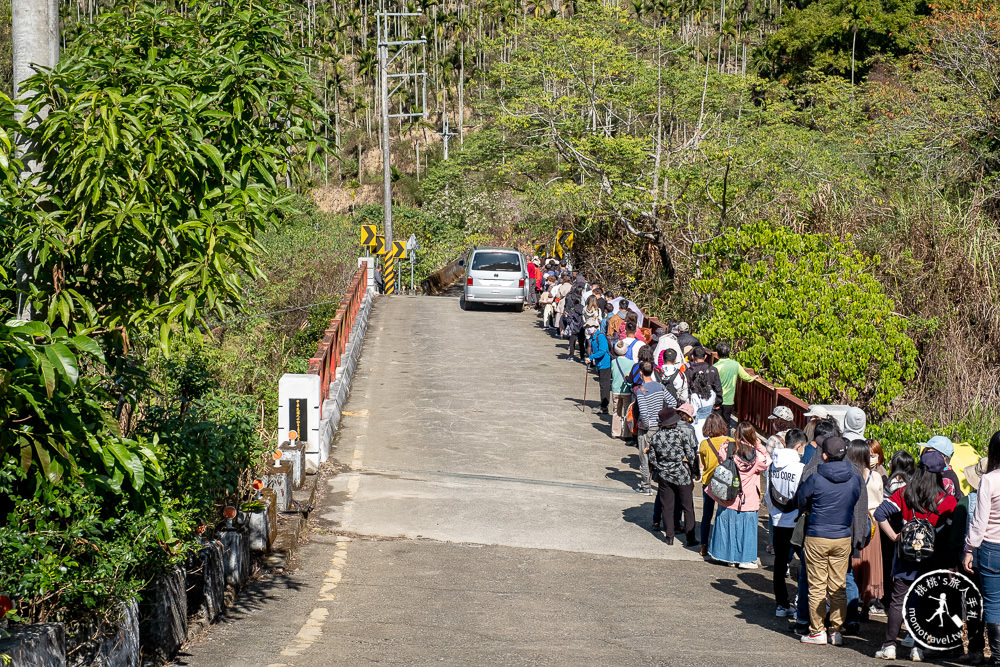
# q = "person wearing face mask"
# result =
<box><xmin>848</xmin><ymin>439</ymin><xmax>885</xmax><ymax>622</ymax></box>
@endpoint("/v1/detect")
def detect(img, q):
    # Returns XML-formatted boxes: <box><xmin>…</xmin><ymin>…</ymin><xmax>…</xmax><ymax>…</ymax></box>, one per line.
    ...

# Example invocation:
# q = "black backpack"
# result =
<box><xmin>767</xmin><ymin>464</ymin><xmax>798</xmax><ymax>513</ymax></box>
<box><xmin>662</xmin><ymin>369</ymin><xmax>680</xmax><ymax>403</ymax></box>
<box><xmin>898</xmin><ymin>518</ymin><xmax>936</xmax><ymax>562</ymax></box>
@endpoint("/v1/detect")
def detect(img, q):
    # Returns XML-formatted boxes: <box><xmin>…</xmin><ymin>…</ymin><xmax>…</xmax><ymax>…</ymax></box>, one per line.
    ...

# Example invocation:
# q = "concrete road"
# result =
<box><xmin>175</xmin><ymin>295</ymin><xmax>898</xmax><ymax>666</ymax></box>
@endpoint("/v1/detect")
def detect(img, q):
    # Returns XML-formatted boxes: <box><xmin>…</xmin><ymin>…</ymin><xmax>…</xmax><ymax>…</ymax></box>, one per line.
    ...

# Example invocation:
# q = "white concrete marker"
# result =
<box><xmin>278</xmin><ymin>374</ymin><xmax>322</xmax><ymax>467</ymax></box>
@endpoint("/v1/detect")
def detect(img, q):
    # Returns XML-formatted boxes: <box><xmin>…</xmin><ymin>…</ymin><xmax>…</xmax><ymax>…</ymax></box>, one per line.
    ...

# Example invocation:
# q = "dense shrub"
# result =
<box><xmin>692</xmin><ymin>222</ymin><xmax>918</xmax><ymax>415</ymax></box>
<box><xmin>869</xmin><ymin>406</ymin><xmax>1000</xmax><ymax>459</ymax></box>
<box><xmin>0</xmin><ymin>461</ymin><xmax>184</xmax><ymax>626</ymax></box>
<box><xmin>139</xmin><ymin>348</ymin><xmax>268</xmax><ymax>522</ymax></box>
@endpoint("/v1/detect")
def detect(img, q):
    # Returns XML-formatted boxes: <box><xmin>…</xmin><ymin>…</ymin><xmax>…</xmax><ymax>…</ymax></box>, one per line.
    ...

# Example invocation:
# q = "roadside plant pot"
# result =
<box><xmin>280</xmin><ymin>440</ymin><xmax>305</xmax><ymax>490</ymax></box>
<box><xmin>138</xmin><ymin>566</ymin><xmax>187</xmax><ymax>667</ymax></box>
<box><xmin>263</xmin><ymin>462</ymin><xmax>292</xmax><ymax>512</ymax></box>
<box><xmin>0</xmin><ymin>623</ymin><xmax>67</xmax><ymax>667</ymax></box>
<box><xmin>218</xmin><ymin>526</ymin><xmax>251</xmax><ymax>601</ymax></box>
<box><xmin>245</xmin><ymin>489</ymin><xmax>277</xmax><ymax>552</ymax></box>
<box><xmin>185</xmin><ymin>541</ymin><xmax>226</xmax><ymax>639</ymax></box>
<box><xmin>67</xmin><ymin>598</ymin><xmax>140</xmax><ymax>667</ymax></box>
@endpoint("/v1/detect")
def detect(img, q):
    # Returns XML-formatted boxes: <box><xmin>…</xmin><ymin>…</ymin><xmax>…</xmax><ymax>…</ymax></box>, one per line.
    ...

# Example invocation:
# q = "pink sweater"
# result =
<box><xmin>716</xmin><ymin>442</ymin><xmax>771</xmax><ymax>512</ymax></box>
<box><xmin>967</xmin><ymin>470</ymin><xmax>1000</xmax><ymax>550</ymax></box>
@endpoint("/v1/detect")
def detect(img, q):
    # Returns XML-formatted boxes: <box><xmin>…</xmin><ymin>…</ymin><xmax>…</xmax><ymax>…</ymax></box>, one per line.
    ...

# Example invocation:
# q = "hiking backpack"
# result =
<box><xmin>707</xmin><ymin>441</ymin><xmax>742</xmax><ymax>503</ymax></box>
<box><xmin>898</xmin><ymin>518</ymin><xmax>936</xmax><ymax>562</ymax></box>
<box><xmin>767</xmin><ymin>464</ymin><xmax>798</xmax><ymax>513</ymax></box>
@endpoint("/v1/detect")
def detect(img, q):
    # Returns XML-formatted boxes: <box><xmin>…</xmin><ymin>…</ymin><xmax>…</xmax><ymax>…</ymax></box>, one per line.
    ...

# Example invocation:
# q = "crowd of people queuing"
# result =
<box><xmin>526</xmin><ymin>255</ymin><xmax>1000</xmax><ymax>664</ymax></box>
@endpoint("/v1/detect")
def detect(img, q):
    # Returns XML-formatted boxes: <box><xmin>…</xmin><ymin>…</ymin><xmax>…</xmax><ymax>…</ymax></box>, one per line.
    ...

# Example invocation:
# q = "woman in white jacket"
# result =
<box><xmin>766</xmin><ymin>431</ymin><xmax>807</xmax><ymax>618</ymax></box>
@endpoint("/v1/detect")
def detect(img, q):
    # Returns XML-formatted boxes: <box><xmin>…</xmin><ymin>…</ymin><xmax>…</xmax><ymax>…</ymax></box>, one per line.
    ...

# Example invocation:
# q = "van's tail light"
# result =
<box><xmin>518</xmin><ymin>279</ymin><xmax>525</xmax><ymax>288</ymax></box>
<box><xmin>467</xmin><ymin>278</ymin><xmax>474</xmax><ymax>286</ymax></box>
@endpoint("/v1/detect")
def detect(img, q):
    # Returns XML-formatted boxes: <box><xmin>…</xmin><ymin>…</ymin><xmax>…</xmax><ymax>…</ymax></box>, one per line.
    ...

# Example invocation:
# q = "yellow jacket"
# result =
<box><xmin>951</xmin><ymin>442</ymin><xmax>981</xmax><ymax>494</ymax></box>
<box><xmin>699</xmin><ymin>436</ymin><xmax>734</xmax><ymax>486</ymax></box>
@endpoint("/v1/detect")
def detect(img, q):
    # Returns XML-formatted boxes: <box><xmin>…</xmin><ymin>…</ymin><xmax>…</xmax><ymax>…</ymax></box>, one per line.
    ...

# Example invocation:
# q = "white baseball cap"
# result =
<box><xmin>803</xmin><ymin>405</ymin><xmax>830</xmax><ymax>419</ymax></box>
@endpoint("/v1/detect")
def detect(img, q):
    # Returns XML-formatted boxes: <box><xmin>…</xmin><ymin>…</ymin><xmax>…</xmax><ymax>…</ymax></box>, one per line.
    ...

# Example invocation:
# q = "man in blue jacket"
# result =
<box><xmin>796</xmin><ymin>436</ymin><xmax>862</xmax><ymax>648</ymax></box>
<box><xmin>586</xmin><ymin>325</ymin><xmax>612</xmax><ymax>415</ymax></box>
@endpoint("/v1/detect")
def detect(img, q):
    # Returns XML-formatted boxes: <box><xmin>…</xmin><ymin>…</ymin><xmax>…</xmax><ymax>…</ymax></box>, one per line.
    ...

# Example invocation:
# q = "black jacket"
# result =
<box><xmin>677</xmin><ymin>332</ymin><xmax>702</xmax><ymax>351</ymax></box>
<box><xmin>684</xmin><ymin>361</ymin><xmax>723</xmax><ymax>409</ymax></box>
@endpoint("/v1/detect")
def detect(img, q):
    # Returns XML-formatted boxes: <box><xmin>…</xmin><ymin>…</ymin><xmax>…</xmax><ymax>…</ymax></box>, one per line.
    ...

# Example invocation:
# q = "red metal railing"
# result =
<box><xmin>307</xmin><ymin>262</ymin><xmax>368</xmax><ymax>410</ymax></box>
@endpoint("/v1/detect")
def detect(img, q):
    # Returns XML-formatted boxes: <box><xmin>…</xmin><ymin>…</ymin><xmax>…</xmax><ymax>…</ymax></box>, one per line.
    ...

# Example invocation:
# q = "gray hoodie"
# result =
<box><xmin>843</xmin><ymin>407</ymin><xmax>867</xmax><ymax>441</ymax></box>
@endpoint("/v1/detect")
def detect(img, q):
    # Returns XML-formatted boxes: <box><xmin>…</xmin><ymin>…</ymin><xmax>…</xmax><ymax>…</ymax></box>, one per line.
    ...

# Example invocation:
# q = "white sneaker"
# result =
<box><xmin>874</xmin><ymin>644</ymin><xmax>896</xmax><ymax>660</ymax></box>
<box><xmin>737</xmin><ymin>561</ymin><xmax>759</xmax><ymax>569</ymax></box>
<box><xmin>800</xmin><ymin>631</ymin><xmax>827</xmax><ymax>645</ymax></box>
<box><xmin>910</xmin><ymin>647</ymin><xmax>924</xmax><ymax>662</ymax></box>
<box><xmin>775</xmin><ymin>605</ymin><xmax>789</xmax><ymax>618</ymax></box>
<box><xmin>827</xmin><ymin>631</ymin><xmax>843</xmax><ymax>646</ymax></box>
<box><xmin>901</xmin><ymin>632</ymin><xmax>915</xmax><ymax>648</ymax></box>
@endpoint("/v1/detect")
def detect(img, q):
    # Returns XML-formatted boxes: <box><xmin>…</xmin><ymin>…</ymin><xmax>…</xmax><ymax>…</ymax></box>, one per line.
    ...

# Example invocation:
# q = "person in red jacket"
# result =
<box><xmin>873</xmin><ymin>449</ymin><xmax>958</xmax><ymax>661</ymax></box>
<box><xmin>526</xmin><ymin>256</ymin><xmax>541</xmax><ymax>308</ymax></box>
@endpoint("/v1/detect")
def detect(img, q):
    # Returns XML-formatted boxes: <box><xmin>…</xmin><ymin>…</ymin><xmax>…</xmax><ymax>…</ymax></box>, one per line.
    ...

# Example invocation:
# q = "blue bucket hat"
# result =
<box><xmin>924</xmin><ymin>435</ymin><xmax>954</xmax><ymax>459</ymax></box>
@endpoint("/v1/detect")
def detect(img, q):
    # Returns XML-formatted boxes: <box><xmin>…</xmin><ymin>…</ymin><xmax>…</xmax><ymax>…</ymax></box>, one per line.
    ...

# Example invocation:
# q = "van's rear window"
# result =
<box><xmin>471</xmin><ymin>252</ymin><xmax>521</xmax><ymax>272</ymax></box>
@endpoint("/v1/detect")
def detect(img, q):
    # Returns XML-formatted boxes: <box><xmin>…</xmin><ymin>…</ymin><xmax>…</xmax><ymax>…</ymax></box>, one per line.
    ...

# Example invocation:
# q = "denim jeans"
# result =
<box><xmin>846</xmin><ymin>562</ymin><xmax>860</xmax><ymax>623</ymax></box>
<box><xmin>979</xmin><ymin>541</ymin><xmax>1000</xmax><ymax>623</ymax></box>
<box><xmin>797</xmin><ymin>551</ymin><xmax>809</xmax><ymax>622</ymax></box>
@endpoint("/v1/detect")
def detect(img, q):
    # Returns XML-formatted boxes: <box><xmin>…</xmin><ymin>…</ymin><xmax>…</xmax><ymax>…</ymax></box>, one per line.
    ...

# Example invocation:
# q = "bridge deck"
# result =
<box><xmin>174</xmin><ymin>295</ymin><xmax>888</xmax><ymax>666</ymax></box>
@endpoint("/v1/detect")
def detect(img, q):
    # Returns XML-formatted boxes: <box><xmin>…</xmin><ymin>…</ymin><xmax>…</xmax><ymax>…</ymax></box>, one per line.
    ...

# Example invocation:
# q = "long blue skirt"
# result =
<box><xmin>707</xmin><ymin>506</ymin><xmax>758</xmax><ymax>564</ymax></box>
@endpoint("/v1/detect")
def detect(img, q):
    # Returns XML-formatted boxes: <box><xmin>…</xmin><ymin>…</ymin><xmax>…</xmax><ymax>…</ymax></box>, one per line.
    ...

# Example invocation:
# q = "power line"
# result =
<box><xmin>204</xmin><ymin>298</ymin><xmax>344</xmax><ymax>329</ymax></box>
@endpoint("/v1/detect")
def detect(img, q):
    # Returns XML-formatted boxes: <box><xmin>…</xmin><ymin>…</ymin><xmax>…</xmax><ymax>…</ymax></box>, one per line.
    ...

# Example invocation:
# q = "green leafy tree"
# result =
<box><xmin>5</xmin><ymin>0</ymin><xmax>323</xmax><ymax>351</ymax></box>
<box><xmin>692</xmin><ymin>222</ymin><xmax>917</xmax><ymax>414</ymax></box>
<box><xmin>758</xmin><ymin>0</ymin><xmax>926</xmax><ymax>84</ymax></box>
<box><xmin>0</xmin><ymin>318</ymin><xmax>164</xmax><ymax>516</ymax></box>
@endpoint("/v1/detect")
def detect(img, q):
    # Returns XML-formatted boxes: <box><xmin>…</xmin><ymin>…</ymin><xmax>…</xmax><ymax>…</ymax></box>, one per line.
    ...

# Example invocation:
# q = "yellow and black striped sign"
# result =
<box><xmin>557</xmin><ymin>230</ymin><xmax>574</xmax><ymax>252</ymax></box>
<box><xmin>361</xmin><ymin>224</ymin><xmax>377</xmax><ymax>246</ymax></box>
<box><xmin>533</xmin><ymin>243</ymin><xmax>546</xmax><ymax>258</ymax></box>
<box><xmin>384</xmin><ymin>257</ymin><xmax>397</xmax><ymax>294</ymax></box>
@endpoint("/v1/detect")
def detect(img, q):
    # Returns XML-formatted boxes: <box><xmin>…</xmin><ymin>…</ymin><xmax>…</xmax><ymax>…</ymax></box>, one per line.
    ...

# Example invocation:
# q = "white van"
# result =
<box><xmin>461</xmin><ymin>247</ymin><xmax>529</xmax><ymax>311</ymax></box>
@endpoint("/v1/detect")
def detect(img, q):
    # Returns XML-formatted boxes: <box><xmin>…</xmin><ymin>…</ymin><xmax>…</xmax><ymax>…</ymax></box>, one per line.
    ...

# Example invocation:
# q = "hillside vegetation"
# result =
<box><xmin>414</xmin><ymin>0</ymin><xmax>1000</xmax><ymax>437</ymax></box>
<box><xmin>1</xmin><ymin>0</ymin><xmax>1000</xmax><ymax>636</ymax></box>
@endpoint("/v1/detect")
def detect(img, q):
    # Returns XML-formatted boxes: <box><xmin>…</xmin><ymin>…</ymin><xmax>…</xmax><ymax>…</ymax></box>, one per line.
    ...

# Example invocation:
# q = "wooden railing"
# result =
<box><xmin>643</xmin><ymin>315</ymin><xmax>808</xmax><ymax>436</ymax></box>
<box><xmin>735</xmin><ymin>369</ymin><xmax>810</xmax><ymax>434</ymax></box>
<box><xmin>307</xmin><ymin>262</ymin><xmax>368</xmax><ymax>407</ymax></box>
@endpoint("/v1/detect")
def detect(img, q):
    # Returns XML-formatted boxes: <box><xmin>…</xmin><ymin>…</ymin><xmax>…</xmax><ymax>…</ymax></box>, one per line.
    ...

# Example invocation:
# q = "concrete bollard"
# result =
<box><xmin>139</xmin><ymin>566</ymin><xmax>187</xmax><ymax>666</ymax></box>
<box><xmin>247</xmin><ymin>489</ymin><xmax>277</xmax><ymax>552</ymax></box>
<box><xmin>219</xmin><ymin>528</ymin><xmax>250</xmax><ymax>592</ymax></box>
<box><xmin>263</xmin><ymin>462</ymin><xmax>292</xmax><ymax>512</ymax></box>
<box><xmin>0</xmin><ymin>623</ymin><xmax>66</xmax><ymax>667</ymax></box>
<box><xmin>280</xmin><ymin>441</ymin><xmax>305</xmax><ymax>490</ymax></box>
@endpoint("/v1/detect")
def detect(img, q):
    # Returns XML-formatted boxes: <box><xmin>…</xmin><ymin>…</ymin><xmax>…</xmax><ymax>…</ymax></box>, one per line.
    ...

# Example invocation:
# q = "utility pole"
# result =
<box><xmin>439</xmin><ymin>94</ymin><xmax>456</xmax><ymax>160</ymax></box>
<box><xmin>12</xmin><ymin>0</ymin><xmax>60</xmax><ymax>320</ymax></box>
<box><xmin>440</xmin><ymin>118</ymin><xmax>455</xmax><ymax>161</ymax></box>
<box><xmin>376</xmin><ymin>8</ymin><xmax>426</xmax><ymax>252</ymax></box>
